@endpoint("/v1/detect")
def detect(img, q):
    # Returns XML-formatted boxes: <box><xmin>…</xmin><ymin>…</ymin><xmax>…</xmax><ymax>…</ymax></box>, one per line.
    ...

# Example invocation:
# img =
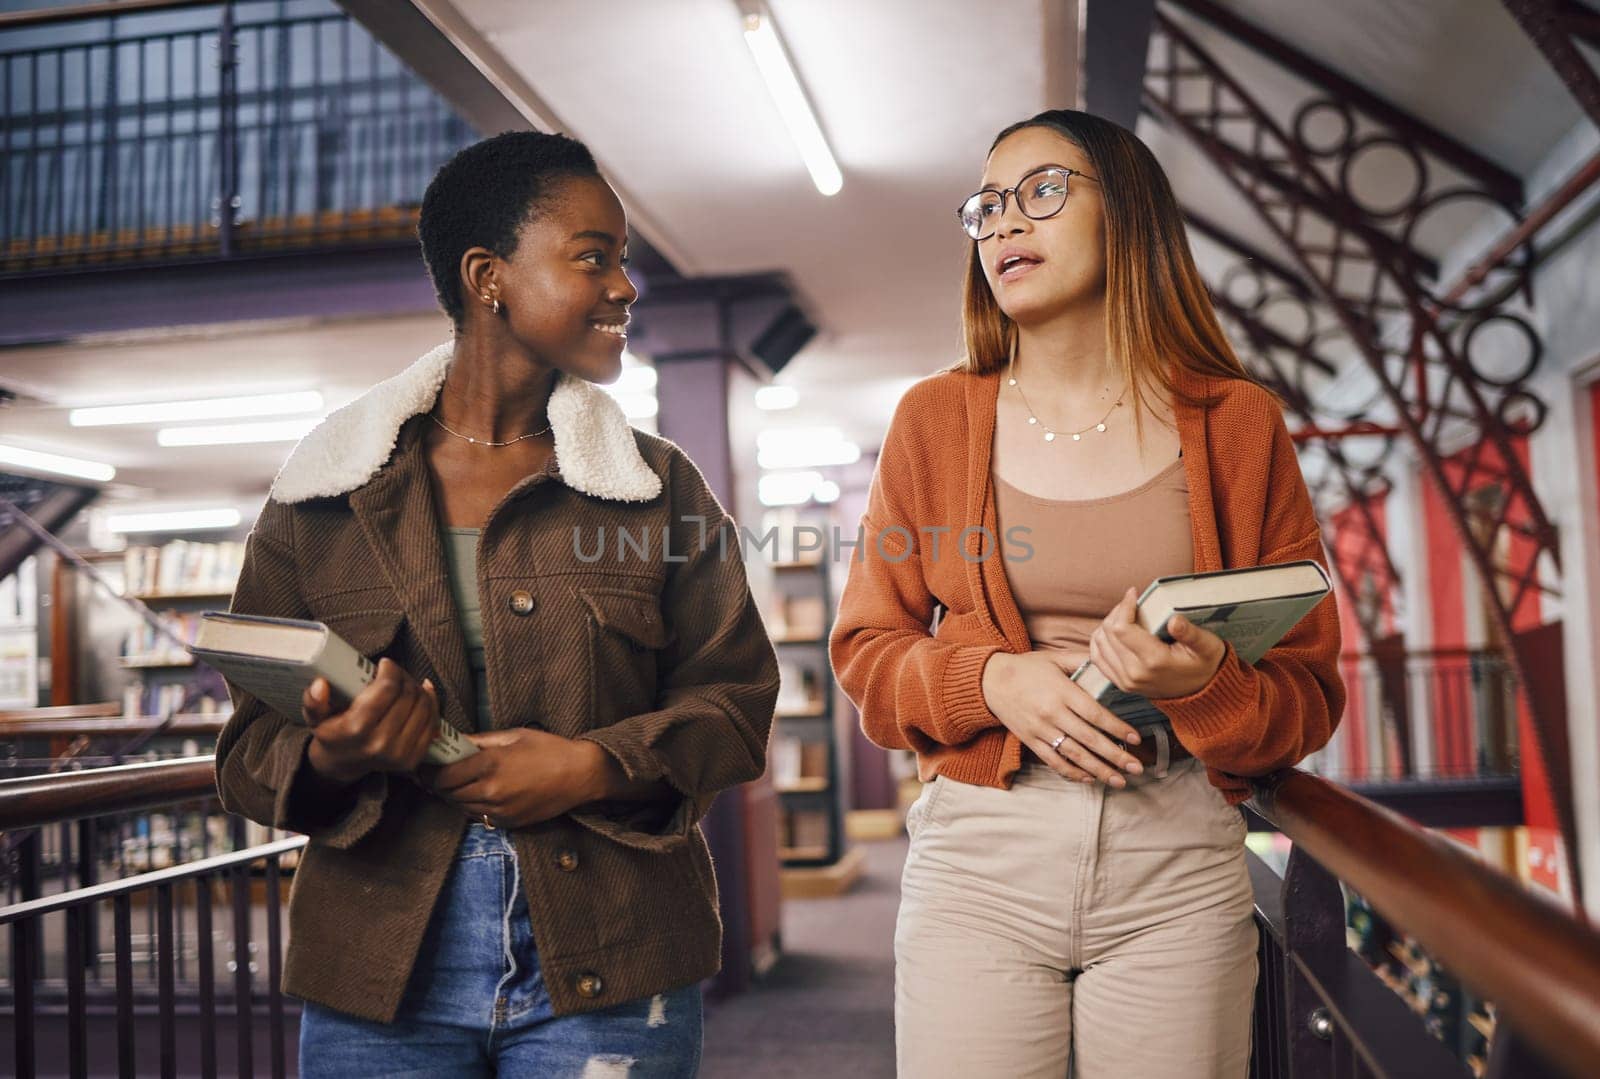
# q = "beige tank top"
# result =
<box><xmin>993</xmin><ymin>456</ymin><xmax>1194</xmax><ymax>667</ymax></box>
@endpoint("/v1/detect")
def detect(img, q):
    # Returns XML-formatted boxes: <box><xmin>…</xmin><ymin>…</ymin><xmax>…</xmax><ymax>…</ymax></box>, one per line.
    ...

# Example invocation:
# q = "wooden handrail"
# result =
<box><xmin>0</xmin><ymin>756</ymin><xmax>217</xmax><ymax>830</ymax></box>
<box><xmin>0</xmin><ymin>714</ymin><xmax>226</xmax><ymax>739</ymax></box>
<box><xmin>1250</xmin><ymin>768</ymin><xmax>1600</xmax><ymax>1077</ymax></box>
<box><xmin>0</xmin><ymin>703</ymin><xmax>123</xmax><ymax>723</ymax></box>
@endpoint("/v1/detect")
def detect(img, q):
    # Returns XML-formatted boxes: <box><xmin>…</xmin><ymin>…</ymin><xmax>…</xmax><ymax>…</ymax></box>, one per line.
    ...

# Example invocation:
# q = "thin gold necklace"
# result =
<box><xmin>429</xmin><ymin>410</ymin><xmax>551</xmax><ymax>447</ymax></box>
<box><xmin>1006</xmin><ymin>351</ymin><xmax>1125</xmax><ymax>443</ymax></box>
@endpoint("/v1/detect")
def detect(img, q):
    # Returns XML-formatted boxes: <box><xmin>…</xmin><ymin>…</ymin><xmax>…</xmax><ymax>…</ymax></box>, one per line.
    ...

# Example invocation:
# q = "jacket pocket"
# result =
<box><xmin>577</xmin><ymin>587</ymin><xmax>672</xmax><ymax>651</ymax></box>
<box><xmin>578</xmin><ymin>586</ymin><xmax>671</xmax><ymax>727</ymax></box>
<box><xmin>321</xmin><ymin>607</ymin><xmax>406</xmax><ymax>660</ymax></box>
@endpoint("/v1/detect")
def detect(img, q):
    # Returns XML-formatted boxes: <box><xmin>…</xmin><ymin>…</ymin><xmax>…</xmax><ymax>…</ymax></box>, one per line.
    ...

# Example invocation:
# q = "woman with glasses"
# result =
<box><xmin>829</xmin><ymin>109</ymin><xmax>1344</xmax><ymax>1077</ymax></box>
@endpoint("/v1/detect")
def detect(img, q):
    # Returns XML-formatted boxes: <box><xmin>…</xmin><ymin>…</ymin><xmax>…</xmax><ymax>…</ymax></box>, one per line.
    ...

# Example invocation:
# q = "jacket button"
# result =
<box><xmin>576</xmin><ymin>972</ymin><xmax>604</xmax><ymax>998</ymax></box>
<box><xmin>555</xmin><ymin>849</ymin><xmax>580</xmax><ymax>872</ymax></box>
<box><xmin>508</xmin><ymin>590</ymin><xmax>535</xmax><ymax>616</ymax></box>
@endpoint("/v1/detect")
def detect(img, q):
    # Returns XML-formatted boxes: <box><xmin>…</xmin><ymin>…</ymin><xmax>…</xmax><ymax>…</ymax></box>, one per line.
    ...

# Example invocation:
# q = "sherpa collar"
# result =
<box><xmin>269</xmin><ymin>341</ymin><xmax>663</xmax><ymax>504</ymax></box>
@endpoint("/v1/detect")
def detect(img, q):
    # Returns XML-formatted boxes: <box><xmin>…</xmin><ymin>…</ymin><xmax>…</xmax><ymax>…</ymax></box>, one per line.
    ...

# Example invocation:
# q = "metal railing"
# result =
<box><xmin>1322</xmin><ymin>648</ymin><xmax>1520</xmax><ymax>784</ymax></box>
<box><xmin>1244</xmin><ymin>768</ymin><xmax>1600</xmax><ymax>1078</ymax></box>
<box><xmin>0</xmin><ymin>758</ymin><xmax>300</xmax><ymax>1078</ymax></box>
<box><xmin>5</xmin><ymin>754</ymin><xmax>1598</xmax><ymax>1076</ymax></box>
<box><xmin>1</xmin><ymin>0</ymin><xmax>477</xmax><ymax>274</ymax></box>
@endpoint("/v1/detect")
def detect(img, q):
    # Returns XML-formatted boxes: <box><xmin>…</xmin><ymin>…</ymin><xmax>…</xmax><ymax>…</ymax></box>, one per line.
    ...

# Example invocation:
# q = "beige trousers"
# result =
<box><xmin>895</xmin><ymin>755</ymin><xmax>1258</xmax><ymax>1079</ymax></box>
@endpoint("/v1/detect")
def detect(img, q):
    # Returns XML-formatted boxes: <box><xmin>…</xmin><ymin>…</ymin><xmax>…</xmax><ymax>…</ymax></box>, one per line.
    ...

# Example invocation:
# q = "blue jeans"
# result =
<box><xmin>299</xmin><ymin>822</ymin><xmax>704</xmax><ymax>1077</ymax></box>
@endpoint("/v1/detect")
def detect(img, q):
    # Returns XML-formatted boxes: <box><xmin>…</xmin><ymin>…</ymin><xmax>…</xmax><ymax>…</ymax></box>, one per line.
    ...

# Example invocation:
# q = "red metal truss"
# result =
<box><xmin>1147</xmin><ymin>7</ymin><xmax>1577</xmax><ymax>884</ymax></box>
<box><xmin>1184</xmin><ymin>207</ymin><xmax>1405</xmax><ymax>648</ymax></box>
<box><xmin>1206</xmin><ymin>284</ymin><xmax>1402</xmax><ymax>648</ymax></box>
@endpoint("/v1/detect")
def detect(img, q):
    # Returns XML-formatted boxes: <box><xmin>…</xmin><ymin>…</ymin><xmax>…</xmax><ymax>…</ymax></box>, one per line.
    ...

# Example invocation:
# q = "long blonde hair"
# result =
<box><xmin>955</xmin><ymin>109</ymin><xmax>1258</xmax><ymax>422</ymax></box>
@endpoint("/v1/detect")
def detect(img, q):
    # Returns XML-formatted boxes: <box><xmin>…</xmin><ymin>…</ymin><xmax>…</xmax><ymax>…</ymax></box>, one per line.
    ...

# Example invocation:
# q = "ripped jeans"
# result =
<box><xmin>299</xmin><ymin>822</ymin><xmax>703</xmax><ymax>1078</ymax></box>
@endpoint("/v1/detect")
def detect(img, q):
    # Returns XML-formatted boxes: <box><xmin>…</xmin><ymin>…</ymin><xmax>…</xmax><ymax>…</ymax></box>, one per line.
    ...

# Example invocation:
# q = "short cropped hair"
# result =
<box><xmin>418</xmin><ymin>130</ymin><xmax>600</xmax><ymax>325</ymax></box>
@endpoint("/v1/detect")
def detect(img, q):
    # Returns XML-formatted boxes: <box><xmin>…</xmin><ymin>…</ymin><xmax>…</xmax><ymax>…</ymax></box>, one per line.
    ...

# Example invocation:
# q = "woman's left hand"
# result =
<box><xmin>431</xmin><ymin>728</ymin><xmax>610</xmax><ymax>828</ymax></box>
<box><xmin>1089</xmin><ymin>587</ymin><xmax>1228</xmax><ymax>700</ymax></box>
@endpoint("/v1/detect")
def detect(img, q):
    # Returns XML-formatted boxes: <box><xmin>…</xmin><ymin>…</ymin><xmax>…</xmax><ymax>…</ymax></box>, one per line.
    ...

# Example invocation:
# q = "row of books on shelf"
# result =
<box><xmin>122</xmin><ymin>540</ymin><xmax>244</xmax><ymax>598</ymax></box>
<box><xmin>767</xmin><ymin>593</ymin><xmax>827</xmax><ymax>642</ymax></box>
<box><xmin>0</xmin><ymin>557</ymin><xmax>38</xmax><ymax>626</ymax></box>
<box><xmin>776</xmin><ymin>661</ymin><xmax>824</xmax><ymax>715</ymax></box>
<box><xmin>121</xmin><ymin>609</ymin><xmax>207</xmax><ymax>666</ymax></box>
<box><xmin>121</xmin><ymin>678</ymin><xmax>230</xmax><ymax>719</ymax></box>
<box><xmin>777</xmin><ymin>808</ymin><xmax>832</xmax><ymax>857</ymax></box>
<box><xmin>116</xmin><ymin>808</ymin><xmax>298</xmax><ymax>872</ymax></box>
<box><xmin>770</xmin><ymin>732</ymin><xmax>830</xmax><ymax>791</ymax></box>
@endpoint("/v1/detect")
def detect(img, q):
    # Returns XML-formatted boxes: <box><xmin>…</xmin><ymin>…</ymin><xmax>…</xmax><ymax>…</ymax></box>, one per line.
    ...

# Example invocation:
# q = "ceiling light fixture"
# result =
<box><xmin>70</xmin><ymin>390</ymin><xmax>324</xmax><ymax>427</ymax></box>
<box><xmin>739</xmin><ymin>3</ymin><xmax>843</xmax><ymax>197</ymax></box>
<box><xmin>106</xmin><ymin>508</ymin><xmax>243</xmax><ymax>534</ymax></box>
<box><xmin>0</xmin><ymin>443</ymin><xmax>116</xmax><ymax>483</ymax></box>
<box><xmin>755</xmin><ymin>385</ymin><xmax>799</xmax><ymax>410</ymax></box>
<box><xmin>157</xmin><ymin>418</ymin><xmax>321</xmax><ymax>447</ymax></box>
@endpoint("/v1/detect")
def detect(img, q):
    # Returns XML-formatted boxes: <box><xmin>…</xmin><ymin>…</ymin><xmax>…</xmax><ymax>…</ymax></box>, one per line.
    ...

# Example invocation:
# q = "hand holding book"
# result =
<box><xmin>300</xmin><ymin>660</ymin><xmax>446</xmax><ymax>785</ymax></box>
<box><xmin>1073</xmin><ymin>559</ymin><xmax>1333</xmax><ymax>720</ymax></box>
<box><xmin>1088</xmin><ymin>585</ymin><xmax>1228</xmax><ymax>701</ymax></box>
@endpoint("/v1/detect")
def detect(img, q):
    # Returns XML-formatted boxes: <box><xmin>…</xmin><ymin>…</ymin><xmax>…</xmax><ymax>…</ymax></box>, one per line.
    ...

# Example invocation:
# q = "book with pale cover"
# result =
<box><xmin>191</xmin><ymin>612</ymin><xmax>477</xmax><ymax>765</ymax></box>
<box><xmin>1070</xmin><ymin>559</ymin><xmax>1332</xmax><ymax>724</ymax></box>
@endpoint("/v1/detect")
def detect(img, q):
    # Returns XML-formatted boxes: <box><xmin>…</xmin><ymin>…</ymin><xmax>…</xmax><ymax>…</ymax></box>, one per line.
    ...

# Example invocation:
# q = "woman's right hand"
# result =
<box><xmin>980</xmin><ymin>651</ymin><xmax>1146</xmax><ymax>787</ymax></box>
<box><xmin>301</xmin><ymin>659</ymin><xmax>442</xmax><ymax>785</ymax></box>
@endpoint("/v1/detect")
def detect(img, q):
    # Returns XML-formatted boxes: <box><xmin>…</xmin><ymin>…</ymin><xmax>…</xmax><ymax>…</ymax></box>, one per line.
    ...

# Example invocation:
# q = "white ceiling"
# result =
<box><xmin>457</xmin><ymin>0</ymin><xmax>1065</xmax><ymax>448</ymax></box>
<box><xmin>0</xmin><ymin>0</ymin><xmax>1590</xmax><ymax>508</ymax></box>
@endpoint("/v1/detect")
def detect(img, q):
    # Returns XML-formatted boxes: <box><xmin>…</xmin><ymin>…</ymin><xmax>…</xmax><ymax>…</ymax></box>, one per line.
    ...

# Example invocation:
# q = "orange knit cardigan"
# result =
<box><xmin>827</xmin><ymin>364</ymin><xmax>1345</xmax><ymax>805</ymax></box>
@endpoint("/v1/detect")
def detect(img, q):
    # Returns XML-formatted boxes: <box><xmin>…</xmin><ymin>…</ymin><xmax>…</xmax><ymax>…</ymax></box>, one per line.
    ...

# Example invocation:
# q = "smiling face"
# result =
<box><xmin>976</xmin><ymin>126</ymin><xmax>1108</xmax><ymax>327</ymax></box>
<box><xmin>477</xmin><ymin>174</ymin><xmax>639</xmax><ymax>384</ymax></box>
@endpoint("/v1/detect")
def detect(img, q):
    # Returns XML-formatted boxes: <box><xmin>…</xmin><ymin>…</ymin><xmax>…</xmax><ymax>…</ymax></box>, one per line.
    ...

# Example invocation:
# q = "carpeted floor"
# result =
<box><xmin>700</xmin><ymin>837</ymin><xmax>906</xmax><ymax>1078</ymax></box>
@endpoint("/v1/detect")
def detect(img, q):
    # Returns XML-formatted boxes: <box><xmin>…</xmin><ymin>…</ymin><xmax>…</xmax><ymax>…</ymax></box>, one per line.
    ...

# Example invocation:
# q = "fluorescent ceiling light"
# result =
<box><xmin>759</xmin><ymin>470</ymin><xmax>826</xmax><ymax>507</ymax></box>
<box><xmin>755</xmin><ymin>385</ymin><xmax>799</xmax><ymax>410</ymax></box>
<box><xmin>611</xmin><ymin>393</ymin><xmax>660</xmax><ymax>421</ymax></box>
<box><xmin>157</xmin><ymin>418</ymin><xmax>321</xmax><ymax>446</ymax></box>
<box><xmin>609</xmin><ymin>365</ymin><xmax>659</xmax><ymax>396</ymax></box>
<box><xmin>741</xmin><ymin>9</ymin><xmax>843</xmax><ymax>196</ymax></box>
<box><xmin>107</xmin><ymin>508</ymin><xmax>242</xmax><ymax>534</ymax></box>
<box><xmin>71</xmin><ymin>390</ymin><xmax>324</xmax><ymax>427</ymax></box>
<box><xmin>756</xmin><ymin>426</ymin><xmax>860</xmax><ymax>469</ymax></box>
<box><xmin>0</xmin><ymin>443</ymin><xmax>116</xmax><ymax>482</ymax></box>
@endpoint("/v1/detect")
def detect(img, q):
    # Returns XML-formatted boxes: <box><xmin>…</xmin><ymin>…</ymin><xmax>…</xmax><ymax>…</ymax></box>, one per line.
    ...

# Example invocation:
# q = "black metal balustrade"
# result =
<box><xmin>1326</xmin><ymin>647</ymin><xmax>1521</xmax><ymax>784</ymax></box>
<box><xmin>2</xmin><ymin>754</ymin><xmax>1596</xmax><ymax>1077</ymax></box>
<box><xmin>0</xmin><ymin>758</ymin><xmax>301</xmax><ymax>1078</ymax></box>
<box><xmin>1</xmin><ymin>0</ymin><xmax>477</xmax><ymax>275</ymax></box>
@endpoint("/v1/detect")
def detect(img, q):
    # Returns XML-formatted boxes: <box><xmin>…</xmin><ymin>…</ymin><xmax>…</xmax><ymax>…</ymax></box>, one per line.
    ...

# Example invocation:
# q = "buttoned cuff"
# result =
<box><xmin>572</xmin><ymin>730</ymin><xmax>696</xmax><ymax>853</ymax></box>
<box><xmin>278</xmin><ymin>732</ymin><xmax>389</xmax><ymax>849</ymax></box>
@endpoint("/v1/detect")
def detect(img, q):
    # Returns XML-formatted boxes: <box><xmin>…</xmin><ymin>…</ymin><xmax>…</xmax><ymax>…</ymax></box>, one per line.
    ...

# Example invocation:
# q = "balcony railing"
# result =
<box><xmin>1</xmin><ymin>0</ymin><xmax>477</xmax><ymax>275</ymax></box>
<box><xmin>1323</xmin><ymin>647</ymin><xmax>1520</xmax><ymax>785</ymax></box>
<box><xmin>2</xmin><ymin>754</ymin><xmax>1597</xmax><ymax>1077</ymax></box>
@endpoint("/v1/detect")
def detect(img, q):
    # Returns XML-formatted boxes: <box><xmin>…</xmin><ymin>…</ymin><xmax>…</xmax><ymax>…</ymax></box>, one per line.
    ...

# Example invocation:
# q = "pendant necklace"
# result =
<box><xmin>1006</xmin><ymin>349</ymin><xmax>1125</xmax><ymax>444</ymax></box>
<box><xmin>429</xmin><ymin>410</ymin><xmax>551</xmax><ymax>447</ymax></box>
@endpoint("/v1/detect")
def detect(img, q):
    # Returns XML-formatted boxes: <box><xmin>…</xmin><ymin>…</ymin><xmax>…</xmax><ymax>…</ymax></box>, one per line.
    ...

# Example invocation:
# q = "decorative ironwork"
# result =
<box><xmin>1502</xmin><ymin>0</ymin><xmax>1600</xmax><ymax>130</ymax></box>
<box><xmin>1145</xmin><ymin>6</ymin><xmax>1575</xmax><ymax>870</ymax></box>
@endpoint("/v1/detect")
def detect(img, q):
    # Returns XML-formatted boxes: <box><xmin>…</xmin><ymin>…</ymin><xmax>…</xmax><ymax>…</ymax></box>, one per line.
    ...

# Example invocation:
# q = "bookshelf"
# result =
<box><xmin>74</xmin><ymin>539</ymin><xmax>242</xmax><ymax>719</ymax></box>
<box><xmin>762</xmin><ymin>527</ymin><xmax>847</xmax><ymax>874</ymax></box>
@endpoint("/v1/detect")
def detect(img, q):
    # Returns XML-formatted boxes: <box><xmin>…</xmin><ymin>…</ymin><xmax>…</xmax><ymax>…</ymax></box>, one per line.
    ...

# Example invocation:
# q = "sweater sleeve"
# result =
<box><xmin>212</xmin><ymin>499</ymin><xmax>390</xmax><ymax>849</ymax></box>
<box><xmin>574</xmin><ymin>451</ymin><xmax>780</xmax><ymax>853</ymax></box>
<box><xmin>1152</xmin><ymin>410</ymin><xmax>1346</xmax><ymax>776</ymax></box>
<box><xmin>828</xmin><ymin>400</ymin><xmax>1006</xmax><ymax>753</ymax></box>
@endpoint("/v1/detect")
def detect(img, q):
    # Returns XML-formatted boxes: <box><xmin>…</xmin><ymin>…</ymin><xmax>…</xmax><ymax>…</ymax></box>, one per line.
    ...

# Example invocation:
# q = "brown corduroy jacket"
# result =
<box><xmin>214</xmin><ymin>342</ymin><xmax>779</xmax><ymax>1023</ymax></box>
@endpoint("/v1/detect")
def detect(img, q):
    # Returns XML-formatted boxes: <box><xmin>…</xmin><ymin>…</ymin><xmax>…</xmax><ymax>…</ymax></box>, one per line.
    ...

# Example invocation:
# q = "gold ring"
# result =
<box><xmin>482</xmin><ymin>814</ymin><xmax>496</xmax><ymax>830</ymax></box>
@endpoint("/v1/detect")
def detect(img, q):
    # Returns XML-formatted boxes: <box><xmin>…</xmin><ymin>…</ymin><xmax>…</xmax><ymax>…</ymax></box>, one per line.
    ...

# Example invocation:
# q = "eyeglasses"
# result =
<box><xmin>955</xmin><ymin>165</ymin><xmax>1099</xmax><ymax>241</ymax></box>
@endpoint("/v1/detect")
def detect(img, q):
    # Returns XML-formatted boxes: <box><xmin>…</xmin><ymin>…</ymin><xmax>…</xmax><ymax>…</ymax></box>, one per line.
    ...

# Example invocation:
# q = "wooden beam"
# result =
<box><xmin>1081</xmin><ymin>0</ymin><xmax>1157</xmax><ymax>127</ymax></box>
